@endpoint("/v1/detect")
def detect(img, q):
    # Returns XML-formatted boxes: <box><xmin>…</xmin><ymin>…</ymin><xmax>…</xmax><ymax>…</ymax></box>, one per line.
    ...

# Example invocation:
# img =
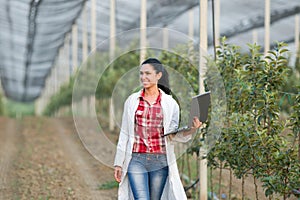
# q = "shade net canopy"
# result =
<box><xmin>0</xmin><ymin>0</ymin><xmax>299</xmax><ymax>102</ymax></box>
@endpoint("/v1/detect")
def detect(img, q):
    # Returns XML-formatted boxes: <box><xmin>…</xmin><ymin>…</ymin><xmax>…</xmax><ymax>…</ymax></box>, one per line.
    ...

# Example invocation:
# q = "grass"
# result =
<box><xmin>2</xmin><ymin>98</ymin><xmax>35</xmax><ymax>118</ymax></box>
<box><xmin>98</xmin><ymin>180</ymin><xmax>119</xmax><ymax>190</ymax></box>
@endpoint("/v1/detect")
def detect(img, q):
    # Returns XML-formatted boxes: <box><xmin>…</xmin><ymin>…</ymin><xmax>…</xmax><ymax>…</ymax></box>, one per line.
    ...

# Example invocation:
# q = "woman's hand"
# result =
<box><xmin>191</xmin><ymin>116</ymin><xmax>202</xmax><ymax>129</ymax></box>
<box><xmin>183</xmin><ymin>117</ymin><xmax>202</xmax><ymax>136</ymax></box>
<box><xmin>114</xmin><ymin>166</ymin><xmax>122</xmax><ymax>183</ymax></box>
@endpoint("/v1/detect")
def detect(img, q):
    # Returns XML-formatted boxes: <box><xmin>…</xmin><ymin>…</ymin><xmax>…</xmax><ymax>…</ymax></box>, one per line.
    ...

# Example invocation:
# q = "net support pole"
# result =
<box><xmin>140</xmin><ymin>0</ymin><xmax>147</xmax><ymax>63</ymax></box>
<box><xmin>82</xmin><ymin>5</ymin><xmax>88</xmax><ymax>62</ymax></box>
<box><xmin>199</xmin><ymin>0</ymin><xmax>208</xmax><ymax>198</ymax></box>
<box><xmin>295</xmin><ymin>14</ymin><xmax>299</xmax><ymax>53</ymax></box>
<box><xmin>72</xmin><ymin>24</ymin><xmax>78</xmax><ymax>72</ymax></box>
<box><xmin>199</xmin><ymin>0</ymin><xmax>207</xmax><ymax>94</ymax></box>
<box><xmin>64</xmin><ymin>34</ymin><xmax>70</xmax><ymax>81</ymax></box>
<box><xmin>81</xmin><ymin>5</ymin><xmax>88</xmax><ymax>117</ymax></box>
<box><xmin>90</xmin><ymin>0</ymin><xmax>97</xmax><ymax>72</ymax></box>
<box><xmin>91</xmin><ymin>0</ymin><xmax>97</xmax><ymax>52</ymax></box>
<box><xmin>264</xmin><ymin>0</ymin><xmax>270</xmax><ymax>54</ymax></box>
<box><xmin>163</xmin><ymin>27</ymin><xmax>168</xmax><ymax>49</ymax></box>
<box><xmin>214</xmin><ymin>0</ymin><xmax>220</xmax><ymax>47</ymax></box>
<box><xmin>109</xmin><ymin>0</ymin><xmax>116</xmax><ymax>131</ymax></box>
<box><xmin>88</xmin><ymin>3</ymin><xmax>94</xmax><ymax>116</ymax></box>
<box><xmin>295</xmin><ymin>14</ymin><xmax>300</xmax><ymax>78</ymax></box>
<box><xmin>110</xmin><ymin>0</ymin><xmax>116</xmax><ymax>59</ymax></box>
<box><xmin>188</xmin><ymin>8</ymin><xmax>194</xmax><ymax>56</ymax></box>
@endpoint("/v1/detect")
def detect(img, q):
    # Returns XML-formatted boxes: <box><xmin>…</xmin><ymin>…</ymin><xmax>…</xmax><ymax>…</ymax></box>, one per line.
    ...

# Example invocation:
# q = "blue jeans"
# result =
<box><xmin>128</xmin><ymin>153</ymin><xmax>169</xmax><ymax>200</ymax></box>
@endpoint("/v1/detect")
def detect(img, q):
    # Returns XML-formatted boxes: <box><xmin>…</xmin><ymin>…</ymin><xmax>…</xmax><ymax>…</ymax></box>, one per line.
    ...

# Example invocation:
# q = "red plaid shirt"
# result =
<box><xmin>132</xmin><ymin>90</ymin><xmax>166</xmax><ymax>154</ymax></box>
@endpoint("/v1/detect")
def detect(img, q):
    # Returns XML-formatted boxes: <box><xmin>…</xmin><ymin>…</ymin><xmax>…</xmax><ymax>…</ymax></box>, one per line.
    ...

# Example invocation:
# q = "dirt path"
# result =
<box><xmin>0</xmin><ymin>117</ymin><xmax>21</xmax><ymax>199</ymax></box>
<box><xmin>0</xmin><ymin>116</ymin><xmax>117</xmax><ymax>200</ymax></box>
<box><xmin>54</xmin><ymin>117</ymin><xmax>117</xmax><ymax>200</ymax></box>
<box><xmin>2</xmin><ymin>116</ymin><xmax>297</xmax><ymax>200</ymax></box>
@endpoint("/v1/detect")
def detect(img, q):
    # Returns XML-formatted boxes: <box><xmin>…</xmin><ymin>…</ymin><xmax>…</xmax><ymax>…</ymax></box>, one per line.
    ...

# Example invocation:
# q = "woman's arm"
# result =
<box><xmin>169</xmin><ymin>102</ymin><xmax>202</xmax><ymax>142</ymax></box>
<box><xmin>181</xmin><ymin>117</ymin><xmax>202</xmax><ymax>136</ymax></box>
<box><xmin>114</xmin><ymin>166</ymin><xmax>122</xmax><ymax>183</ymax></box>
<box><xmin>113</xmin><ymin>98</ymin><xmax>130</xmax><ymax>169</ymax></box>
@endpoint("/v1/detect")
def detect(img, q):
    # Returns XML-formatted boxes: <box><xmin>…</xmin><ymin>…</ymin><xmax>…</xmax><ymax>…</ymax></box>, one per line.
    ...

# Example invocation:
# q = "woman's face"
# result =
<box><xmin>140</xmin><ymin>64</ymin><xmax>162</xmax><ymax>89</ymax></box>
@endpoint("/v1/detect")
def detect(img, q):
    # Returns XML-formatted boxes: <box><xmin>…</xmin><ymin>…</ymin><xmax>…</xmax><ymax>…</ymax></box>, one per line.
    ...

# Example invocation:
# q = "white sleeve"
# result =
<box><xmin>171</xmin><ymin>100</ymin><xmax>192</xmax><ymax>143</ymax></box>
<box><xmin>113</xmin><ymin>98</ymin><xmax>130</xmax><ymax>167</ymax></box>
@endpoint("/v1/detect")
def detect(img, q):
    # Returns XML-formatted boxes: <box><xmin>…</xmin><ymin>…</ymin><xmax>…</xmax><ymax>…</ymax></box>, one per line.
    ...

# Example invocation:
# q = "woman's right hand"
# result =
<box><xmin>114</xmin><ymin>166</ymin><xmax>122</xmax><ymax>183</ymax></box>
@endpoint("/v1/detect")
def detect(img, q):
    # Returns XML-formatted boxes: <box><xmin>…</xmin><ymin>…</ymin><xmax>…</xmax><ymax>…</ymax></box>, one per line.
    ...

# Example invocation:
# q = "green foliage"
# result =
<box><xmin>3</xmin><ymin>99</ymin><xmax>35</xmax><ymax>117</ymax></box>
<box><xmin>43</xmin><ymin>51</ymin><xmax>110</xmax><ymax>115</ymax></box>
<box><xmin>158</xmin><ymin>47</ymin><xmax>200</xmax><ymax>125</ymax></box>
<box><xmin>97</xmin><ymin>180</ymin><xmax>119</xmax><ymax>190</ymax></box>
<box><xmin>96</xmin><ymin>50</ymin><xmax>140</xmax><ymax>99</ymax></box>
<box><xmin>295</xmin><ymin>45</ymin><xmax>300</xmax><ymax>74</ymax></box>
<box><xmin>43</xmin><ymin>47</ymin><xmax>140</xmax><ymax>116</ymax></box>
<box><xmin>279</xmin><ymin>70</ymin><xmax>298</xmax><ymax>113</ymax></box>
<box><xmin>289</xmin><ymin>90</ymin><xmax>300</xmax><ymax>160</ymax></box>
<box><xmin>73</xmin><ymin>52</ymin><xmax>111</xmax><ymax>101</ymax></box>
<box><xmin>43</xmin><ymin>76</ymin><xmax>74</xmax><ymax>116</ymax></box>
<box><xmin>159</xmin><ymin>48</ymin><xmax>199</xmax><ymax>93</ymax></box>
<box><xmin>42</xmin><ymin>38</ymin><xmax>299</xmax><ymax>198</ymax></box>
<box><xmin>0</xmin><ymin>92</ymin><xmax>4</xmax><ymax>115</ymax></box>
<box><xmin>280</xmin><ymin>47</ymin><xmax>300</xmax><ymax>113</ymax></box>
<box><xmin>205</xmin><ymin>39</ymin><xmax>299</xmax><ymax>199</ymax></box>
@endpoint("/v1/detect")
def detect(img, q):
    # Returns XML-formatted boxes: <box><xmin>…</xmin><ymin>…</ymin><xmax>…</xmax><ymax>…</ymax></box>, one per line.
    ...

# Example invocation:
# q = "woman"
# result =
<box><xmin>114</xmin><ymin>58</ymin><xmax>201</xmax><ymax>200</ymax></box>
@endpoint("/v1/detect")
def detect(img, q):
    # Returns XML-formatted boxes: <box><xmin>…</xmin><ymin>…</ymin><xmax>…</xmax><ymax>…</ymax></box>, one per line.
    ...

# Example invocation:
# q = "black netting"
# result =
<box><xmin>0</xmin><ymin>0</ymin><xmax>299</xmax><ymax>102</ymax></box>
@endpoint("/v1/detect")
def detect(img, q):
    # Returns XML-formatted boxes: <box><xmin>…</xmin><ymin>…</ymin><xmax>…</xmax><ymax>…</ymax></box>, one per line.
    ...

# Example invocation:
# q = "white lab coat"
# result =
<box><xmin>114</xmin><ymin>89</ymin><xmax>192</xmax><ymax>200</ymax></box>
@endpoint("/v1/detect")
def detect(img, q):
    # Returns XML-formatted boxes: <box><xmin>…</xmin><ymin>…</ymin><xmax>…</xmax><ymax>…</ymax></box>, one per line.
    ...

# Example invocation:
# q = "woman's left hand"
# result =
<box><xmin>182</xmin><ymin>117</ymin><xmax>202</xmax><ymax>136</ymax></box>
<box><xmin>191</xmin><ymin>117</ymin><xmax>202</xmax><ymax>129</ymax></box>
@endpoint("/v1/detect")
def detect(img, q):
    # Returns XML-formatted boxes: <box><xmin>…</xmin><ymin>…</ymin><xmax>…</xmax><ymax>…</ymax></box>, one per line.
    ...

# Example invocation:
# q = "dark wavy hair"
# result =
<box><xmin>141</xmin><ymin>58</ymin><xmax>171</xmax><ymax>95</ymax></box>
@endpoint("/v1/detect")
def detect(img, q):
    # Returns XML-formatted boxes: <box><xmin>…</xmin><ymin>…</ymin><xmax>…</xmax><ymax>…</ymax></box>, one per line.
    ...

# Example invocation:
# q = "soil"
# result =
<box><xmin>0</xmin><ymin>116</ymin><xmax>117</xmax><ymax>200</ymax></box>
<box><xmin>0</xmin><ymin>116</ymin><xmax>298</xmax><ymax>200</ymax></box>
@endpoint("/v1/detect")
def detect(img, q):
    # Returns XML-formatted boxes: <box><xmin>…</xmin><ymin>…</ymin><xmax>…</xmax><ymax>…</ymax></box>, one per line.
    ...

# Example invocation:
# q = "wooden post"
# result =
<box><xmin>90</xmin><ymin>95</ymin><xmax>96</xmax><ymax>117</ymax></box>
<box><xmin>188</xmin><ymin>8</ymin><xmax>194</xmax><ymax>55</ymax></box>
<box><xmin>91</xmin><ymin>0</ymin><xmax>97</xmax><ymax>52</ymax></box>
<box><xmin>59</xmin><ymin>47</ymin><xmax>64</xmax><ymax>87</ymax></box>
<box><xmin>215</xmin><ymin>0</ymin><xmax>220</xmax><ymax>47</ymax></box>
<box><xmin>35</xmin><ymin>94</ymin><xmax>43</xmax><ymax>116</ymax></box>
<box><xmin>53</xmin><ymin>60</ymin><xmax>58</xmax><ymax>117</ymax></box>
<box><xmin>140</xmin><ymin>0</ymin><xmax>147</xmax><ymax>63</ymax></box>
<box><xmin>109</xmin><ymin>0</ymin><xmax>116</xmax><ymax>131</ymax></box>
<box><xmin>72</xmin><ymin>24</ymin><xmax>78</xmax><ymax>72</ymax></box>
<box><xmin>295</xmin><ymin>14</ymin><xmax>299</xmax><ymax>53</ymax></box>
<box><xmin>264</xmin><ymin>0</ymin><xmax>270</xmax><ymax>54</ymax></box>
<box><xmin>89</xmin><ymin>0</ymin><xmax>97</xmax><ymax>116</ymax></box>
<box><xmin>296</xmin><ymin>14</ymin><xmax>300</xmax><ymax>79</ymax></box>
<box><xmin>163</xmin><ymin>27</ymin><xmax>168</xmax><ymax>49</ymax></box>
<box><xmin>81</xmin><ymin>5</ymin><xmax>88</xmax><ymax>117</ymax></box>
<box><xmin>82</xmin><ymin>5</ymin><xmax>88</xmax><ymax>62</ymax></box>
<box><xmin>189</xmin><ymin>9</ymin><xmax>194</xmax><ymax>39</ymax></box>
<box><xmin>82</xmin><ymin>96</ymin><xmax>87</xmax><ymax>117</ymax></box>
<box><xmin>64</xmin><ymin>34</ymin><xmax>70</xmax><ymax>81</ymax></box>
<box><xmin>54</xmin><ymin>58</ymin><xmax>58</xmax><ymax>94</ymax></box>
<box><xmin>57</xmin><ymin>47</ymin><xmax>65</xmax><ymax>116</ymax></box>
<box><xmin>199</xmin><ymin>0</ymin><xmax>208</xmax><ymax>199</ymax></box>
<box><xmin>65</xmin><ymin>34</ymin><xmax>71</xmax><ymax>115</ymax></box>
<box><xmin>41</xmin><ymin>79</ymin><xmax>48</xmax><ymax>114</ymax></box>
<box><xmin>110</xmin><ymin>0</ymin><xmax>116</xmax><ymax>58</ymax></box>
<box><xmin>199</xmin><ymin>0</ymin><xmax>207</xmax><ymax>94</ymax></box>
